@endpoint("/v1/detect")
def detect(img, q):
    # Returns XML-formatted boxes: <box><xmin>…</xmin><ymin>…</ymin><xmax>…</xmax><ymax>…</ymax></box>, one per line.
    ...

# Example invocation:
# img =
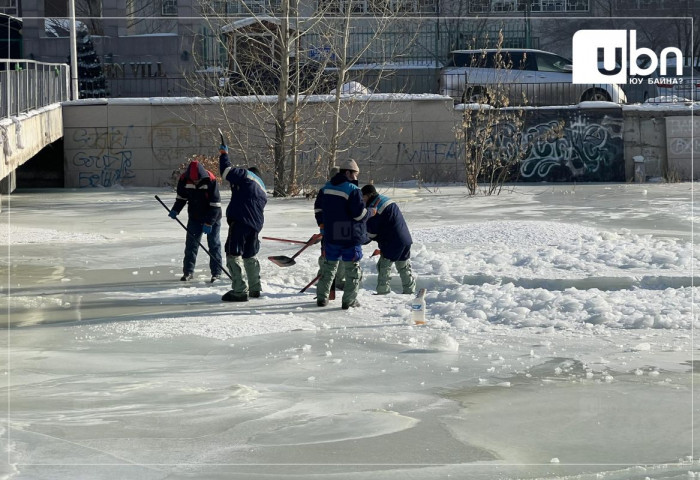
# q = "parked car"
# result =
<box><xmin>653</xmin><ymin>64</ymin><xmax>700</xmax><ymax>101</ymax></box>
<box><xmin>219</xmin><ymin>63</ymin><xmax>337</xmax><ymax>96</ymax></box>
<box><xmin>439</xmin><ymin>48</ymin><xmax>627</xmax><ymax>106</ymax></box>
<box><xmin>622</xmin><ymin>74</ymin><xmax>659</xmax><ymax>104</ymax></box>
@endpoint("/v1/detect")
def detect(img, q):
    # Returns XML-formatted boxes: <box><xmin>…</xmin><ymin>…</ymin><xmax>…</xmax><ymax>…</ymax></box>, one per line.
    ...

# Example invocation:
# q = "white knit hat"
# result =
<box><xmin>338</xmin><ymin>159</ymin><xmax>359</xmax><ymax>173</ymax></box>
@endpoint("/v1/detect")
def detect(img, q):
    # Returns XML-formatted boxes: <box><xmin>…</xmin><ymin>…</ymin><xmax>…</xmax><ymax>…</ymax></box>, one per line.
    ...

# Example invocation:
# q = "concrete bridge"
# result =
<box><xmin>0</xmin><ymin>60</ymin><xmax>70</xmax><ymax>201</ymax></box>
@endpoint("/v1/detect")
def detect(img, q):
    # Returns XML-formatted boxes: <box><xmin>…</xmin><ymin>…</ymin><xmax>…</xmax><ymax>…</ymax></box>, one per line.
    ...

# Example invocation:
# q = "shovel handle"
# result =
<box><xmin>263</xmin><ymin>236</ymin><xmax>308</xmax><ymax>245</ymax></box>
<box><xmin>155</xmin><ymin>195</ymin><xmax>232</xmax><ymax>281</ymax></box>
<box><xmin>290</xmin><ymin>233</ymin><xmax>322</xmax><ymax>261</ymax></box>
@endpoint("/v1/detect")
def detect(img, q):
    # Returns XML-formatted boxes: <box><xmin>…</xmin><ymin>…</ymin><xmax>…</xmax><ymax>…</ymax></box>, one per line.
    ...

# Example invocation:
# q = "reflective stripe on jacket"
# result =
<box><xmin>314</xmin><ymin>172</ymin><xmax>369</xmax><ymax>247</ymax></box>
<box><xmin>366</xmin><ymin>193</ymin><xmax>412</xmax><ymax>260</ymax></box>
<box><xmin>173</xmin><ymin>161</ymin><xmax>222</xmax><ymax>225</ymax></box>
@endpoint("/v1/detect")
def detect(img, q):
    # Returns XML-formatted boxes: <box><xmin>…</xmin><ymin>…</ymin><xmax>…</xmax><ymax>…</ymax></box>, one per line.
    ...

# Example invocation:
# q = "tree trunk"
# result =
<box><xmin>273</xmin><ymin>5</ymin><xmax>292</xmax><ymax>197</ymax></box>
<box><xmin>328</xmin><ymin>16</ymin><xmax>352</xmax><ymax>171</ymax></box>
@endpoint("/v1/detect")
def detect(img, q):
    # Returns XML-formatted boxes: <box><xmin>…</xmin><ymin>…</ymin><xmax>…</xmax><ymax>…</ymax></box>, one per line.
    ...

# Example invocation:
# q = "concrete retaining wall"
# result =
<box><xmin>622</xmin><ymin>106</ymin><xmax>699</xmax><ymax>181</ymax></box>
<box><xmin>61</xmin><ymin>98</ymin><xmax>698</xmax><ymax>189</ymax></box>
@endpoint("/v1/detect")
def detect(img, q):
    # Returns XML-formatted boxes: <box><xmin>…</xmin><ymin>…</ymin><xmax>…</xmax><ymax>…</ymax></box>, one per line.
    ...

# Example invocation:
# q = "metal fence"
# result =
<box><xmin>96</xmin><ymin>67</ymin><xmax>693</xmax><ymax>106</ymax></box>
<box><xmin>0</xmin><ymin>60</ymin><xmax>70</xmax><ymax>117</ymax></box>
<box><xmin>106</xmin><ymin>75</ymin><xmax>223</xmax><ymax>98</ymax></box>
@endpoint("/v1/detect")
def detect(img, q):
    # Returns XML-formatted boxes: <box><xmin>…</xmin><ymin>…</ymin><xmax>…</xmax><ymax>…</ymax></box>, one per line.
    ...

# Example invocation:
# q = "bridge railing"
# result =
<box><xmin>0</xmin><ymin>60</ymin><xmax>70</xmax><ymax>118</ymax></box>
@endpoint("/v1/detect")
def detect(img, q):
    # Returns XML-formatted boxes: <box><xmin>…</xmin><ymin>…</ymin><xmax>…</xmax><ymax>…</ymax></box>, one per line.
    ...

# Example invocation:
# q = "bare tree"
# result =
<box><xmin>183</xmin><ymin>1</ymin><xmax>428</xmax><ymax>196</ymax></box>
<box><xmin>317</xmin><ymin>10</ymin><xmax>427</xmax><ymax>171</ymax></box>
<box><xmin>453</xmin><ymin>32</ymin><xmax>566</xmax><ymax>195</ymax></box>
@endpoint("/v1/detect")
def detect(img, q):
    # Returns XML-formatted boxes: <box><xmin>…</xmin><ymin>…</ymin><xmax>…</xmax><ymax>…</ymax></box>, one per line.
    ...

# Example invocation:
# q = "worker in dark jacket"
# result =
<box><xmin>315</xmin><ymin>165</ymin><xmax>345</xmax><ymax>290</ymax></box>
<box><xmin>314</xmin><ymin>159</ymin><xmax>374</xmax><ymax>309</ymax></box>
<box><xmin>219</xmin><ymin>144</ymin><xmax>268</xmax><ymax>302</ymax></box>
<box><xmin>361</xmin><ymin>184</ymin><xmax>415</xmax><ymax>295</ymax></box>
<box><xmin>169</xmin><ymin>160</ymin><xmax>223</xmax><ymax>282</ymax></box>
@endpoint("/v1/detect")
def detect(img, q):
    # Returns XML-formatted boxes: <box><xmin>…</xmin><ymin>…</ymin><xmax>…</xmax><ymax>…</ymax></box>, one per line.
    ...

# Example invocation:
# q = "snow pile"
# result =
<box><xmin>413</xmin><ymin>221</ymin><xmax>599</xmax><ymax>246</ymax></box>
<box><xmin>431</xmin><ymin>283</ymin><xmax>695</xmax><ymax>330</ymax></box>
<box><xmin>330</xmin><ymin>81</ymin><xmax>372</xmax><ymax>95</ymax></box>
<box><xmin>411</xmin><ymin>221</ymin><xmax>696</xmax><ymax>280</ymax></box>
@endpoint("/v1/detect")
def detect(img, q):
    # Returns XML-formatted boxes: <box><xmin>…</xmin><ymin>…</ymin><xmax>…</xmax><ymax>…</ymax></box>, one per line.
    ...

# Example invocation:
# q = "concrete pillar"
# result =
<box><xmin>0</xmin><ymin>170</ymin><xmax>16</xmax><ymax>194</ymax></box>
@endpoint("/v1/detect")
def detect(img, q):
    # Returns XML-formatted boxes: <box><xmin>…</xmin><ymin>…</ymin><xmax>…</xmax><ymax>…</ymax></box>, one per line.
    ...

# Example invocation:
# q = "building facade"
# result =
<box><xmin>13</xmin><ymin>0</ymin><xmax>700</xmax><ymax>98</ymax></box>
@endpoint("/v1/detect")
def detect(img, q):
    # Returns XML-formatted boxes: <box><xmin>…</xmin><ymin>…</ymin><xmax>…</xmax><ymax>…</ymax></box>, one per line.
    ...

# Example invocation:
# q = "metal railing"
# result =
<box><xmin>439</xmin><ymin>76</ymin><xmax>699</xmax><ymax>106</ymax></box>
<box><xmin>106</xmin><ymin>75</ymin><xmax>222</xmax><ymax>98</ymax></box>
<box><xmin>79</xmin><ymin>69</ymin><xmax>697</xmax><ymax>105</ymax></box>
<box><xmin>0</xmin><ymin>60</ymin><xmax>70</xmax><ymax>118</ymax></box>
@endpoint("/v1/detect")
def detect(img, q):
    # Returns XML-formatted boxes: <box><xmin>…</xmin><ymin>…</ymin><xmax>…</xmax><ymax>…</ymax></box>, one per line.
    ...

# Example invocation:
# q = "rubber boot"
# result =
<box><xmin>335</xmin><ymin>261</ymin><xmax>346</xmax><ymax>291</ymax></box>
<box><xmin>341</xmin><ymin>261</ymin><xmax>362</xmax><ymax>309</ymax></box>
<box><xmin>243</xmin><ymin>256</ymin><xmax>261</xmax><ymax>296</ymax></box>
<box><xmin>316</xmin><ymin>259</ymin><xmax>339</xmax><ymax>305</ymax></box>
<box><xmin>225</xmin><ymin>255</ymin><xmax>248</xmax><ymax>298</ymax></box>
<box><xmin>396</xmin><ymin>259</ymin><xmax>416</xmax><ymax>294</ymax></box>
<box><xmin>376</xmin><ymin>256</ymin><xmax>392</xmax><ymax>295</ymax></box>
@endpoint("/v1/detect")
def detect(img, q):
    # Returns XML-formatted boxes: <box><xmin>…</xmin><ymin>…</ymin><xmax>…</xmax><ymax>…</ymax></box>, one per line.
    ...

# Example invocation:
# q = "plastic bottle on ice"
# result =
<box><xmin>411</xmin><ymin>288</ymin><xmax>427</xmax><ymax>324</ymax></box>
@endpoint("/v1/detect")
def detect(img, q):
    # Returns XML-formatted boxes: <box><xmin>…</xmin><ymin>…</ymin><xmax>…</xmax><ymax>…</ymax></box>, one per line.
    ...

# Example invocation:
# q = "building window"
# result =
<box><xmin>0</xmin><ymin>0</ymin><xmax>17</xmax><ymax>16</ymax></box>
<box><xmin>566</xmin><ymin>0</ymin><xmax>588</xmax><ymax>10</ymax></box>
<box><xmin>318</xmin><ymin>0</ymin><xmax>368</xmax><ymax>14</ymax></box>
<box><xmin>321</xmin><ymin>0</ymin><xmax>434</xmax><ymax>14</ymax></box>
<box><xmin>212</xmin><ymin>0</ymin><xmax>281</xmax><ymax>15</ymax></box>
<box><xmin>469</xmin><ymin>0</ymin><xmax>588</xmax><ymax>13</ymax></box>
<box><xmin>162</xmin><ymin>0</ymin><xmax>178</xmax><ymax>16</ymax></box>
<box><xmin>618</xmin><ymin>0</ymin><xmax>664</xmax><ymax>8</ymax></box>
<box><xmin>45</xmin><ymin>0</ymin><xmax>67</xmax><ymax>17</ymax></box>
<box><xmin>469</xmin><ymin>0</ymin><xmax>489</xmax><ymax>12</ymax></box>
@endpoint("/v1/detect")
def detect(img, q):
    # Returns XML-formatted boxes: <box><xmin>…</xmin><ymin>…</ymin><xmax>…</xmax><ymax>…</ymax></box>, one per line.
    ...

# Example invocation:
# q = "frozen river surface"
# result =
<box><xmin>1</xmin><ymin>183</ymin><xmax>699</xmax><ymax>479</ymax></box>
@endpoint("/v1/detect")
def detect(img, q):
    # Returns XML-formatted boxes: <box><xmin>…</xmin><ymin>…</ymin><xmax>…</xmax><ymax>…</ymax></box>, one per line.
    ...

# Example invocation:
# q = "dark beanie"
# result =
<box><xmin>361</xmin><ymin>184</ymin><xmax>377</xmax><ymax>196</ymax></box>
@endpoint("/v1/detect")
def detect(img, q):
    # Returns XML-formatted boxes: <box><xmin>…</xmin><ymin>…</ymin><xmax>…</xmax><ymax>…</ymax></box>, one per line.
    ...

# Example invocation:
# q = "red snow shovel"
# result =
<box><xmin>268</xmin><ymin>233</ymin><xmax>323</xmax><ymax>267</ymax></box>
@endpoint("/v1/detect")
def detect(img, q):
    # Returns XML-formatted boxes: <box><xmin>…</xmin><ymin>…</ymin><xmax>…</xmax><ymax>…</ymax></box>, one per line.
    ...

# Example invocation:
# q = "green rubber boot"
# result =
<box><xmin>376</xmin><ymin>256</ymin><xmax>392</xmax><ymax>295</ymax></box>
<box><xmin>316</xmin><ymin>259</ymin><xmax>339</xmax><ymax>305</ymax></box>
<box><xmin>396</xmin><ymin>259</ymin><xmax>416</xmax><ymax>294</ymax></box>
<box><xmin>227</xmin><ymin>255</ymin><xmax>248</xmax><ymax>295</ymax></box>
<box><xmin>341</xmin><ymin>261</ymin><xmax>362</xmax><ymax>309</ymax></box>
<box><xmin>243</xmin><ymin>256</ymin><xmax>261</xmax><ymax>295</ymax></box>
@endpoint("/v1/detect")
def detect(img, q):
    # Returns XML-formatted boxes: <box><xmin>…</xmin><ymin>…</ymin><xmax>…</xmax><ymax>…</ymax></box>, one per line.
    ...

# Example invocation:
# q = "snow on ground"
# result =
<box><xmin>1</xmin><ymin>183</ymin><xmax>698</xmax><ymax>479</ymax></box>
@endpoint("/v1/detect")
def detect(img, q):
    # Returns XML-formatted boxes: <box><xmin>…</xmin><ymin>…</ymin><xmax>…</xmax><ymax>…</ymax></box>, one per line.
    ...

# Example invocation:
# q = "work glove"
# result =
<box><xmin>367</xmin><ymin>207</ymin><xmax>377</xmax><ymax>217</ymax></box>
<box><xmin>169</xmin><ymin>210</ymin><xmax>178</xmax><ymax>219</ymax></box>
<box><xmin>202</xmin><ymin>224</ymin><xmax>212</xmax><ymax>235</ymax></box>
<box><xmin>319</xmin><ymin>225</ymin><xmax>324</xmax><ymax>236</ymax></box>
<box><xmin>219</xmin><ymin>144</ymin><xmax>228</xmax><ymax>155</ymax></box>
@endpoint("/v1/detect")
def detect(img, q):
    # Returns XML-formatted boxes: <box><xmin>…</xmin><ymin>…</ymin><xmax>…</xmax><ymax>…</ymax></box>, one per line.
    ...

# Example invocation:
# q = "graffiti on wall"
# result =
<box><xmin>70</xmin><ymin>126</ymin><xmax>137</xmax><ymax>188</ymax></box>
<box><xmin>67</xmin><ymin>120</ymin><xmax>207</xmax><ymax>188</ymax></box>
<box><xmin>64</xmin><ymin>104</ymin><xmax>625</xmax><ymax>188</ymax></box>
<box><xmin>388</xmin><ymin>110</ymin><xmax>624</xmax><ymax>184</ymax></box>
<box><xmin>73</xmin><ymin>151</ymin><xmax>135</xmax><ymax>188</ymax></box>
<box><xmin>519</xmin><ymin>112</ymin><xmax>624</xmax><ymax>182</ymax></box>
<box><xmin>150</xmin><ymin>120</ymin><xmax>201</xmax><ymax>165</ymax></box>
